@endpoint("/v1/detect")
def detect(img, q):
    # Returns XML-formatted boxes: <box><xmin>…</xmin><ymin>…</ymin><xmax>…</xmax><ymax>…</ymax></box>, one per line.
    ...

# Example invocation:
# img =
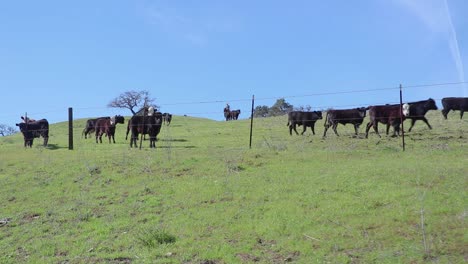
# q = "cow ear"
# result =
<box><xmin>16</xmin><ymin>123</ymin><xmax>19</xmax><ymax>126</ymax></box>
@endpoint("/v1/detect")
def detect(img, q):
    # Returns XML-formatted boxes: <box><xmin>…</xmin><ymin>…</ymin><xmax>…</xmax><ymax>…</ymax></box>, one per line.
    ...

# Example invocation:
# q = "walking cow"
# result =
<box><xmin>287</xmin><ymin>111</ymin><xmax>323</xmax><ymax>135</ymax></box>
<box><xmin>441</xmin><ymin>97</ymin><xmax>468</xmax><ymax>119</ymax></box>
<box><xmin>323</xmin><ymin>107</ymin><xmax>367</xmax><ymax>137</ymax></box>
<box><xmin>387</xmin><ymin>99</ymin><xmax>438</xmax><ymax>132</ymax></box>
<box><xmin>365</xmin><ymin>105</ymin><xmax>409</xmax><ymax>138</ymax></box>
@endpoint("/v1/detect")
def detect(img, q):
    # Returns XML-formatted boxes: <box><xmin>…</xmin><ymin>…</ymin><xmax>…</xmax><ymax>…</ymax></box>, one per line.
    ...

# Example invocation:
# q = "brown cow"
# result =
<box><xmin>95</xmin><ymin>115</ymin><xmax>125</xmax><ymax>143</ymax></box>
<box><xmin>365</xmin><ymin>105</ymin><xmax>408</xmax><ymax>138</ymax></box>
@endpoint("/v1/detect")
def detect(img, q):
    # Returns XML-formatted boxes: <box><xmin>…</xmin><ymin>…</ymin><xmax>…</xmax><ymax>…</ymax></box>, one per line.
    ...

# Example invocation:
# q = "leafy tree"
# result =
<box><xmin>253</xmin><ymin>98</ymin><xmax>294</xmax><ymax>118</ymax></box>
<box><xmin>269</xmin><ymin>98</ymin><xmax>294</xmax><ymax>116</ymax></box>
<box><xmin>0</xmin><ymin>124</ymin><xmax>17</xmax><ymax>136</ymax></box>
<box><xmin>108</xmin><ymin>90</ymin><xmax>156</xmax><ymax>115</ymax></box>
<box><xmin>253</xmin><ymin>105</ymin><xmax>270</xmax><ymax>117</ymax></box>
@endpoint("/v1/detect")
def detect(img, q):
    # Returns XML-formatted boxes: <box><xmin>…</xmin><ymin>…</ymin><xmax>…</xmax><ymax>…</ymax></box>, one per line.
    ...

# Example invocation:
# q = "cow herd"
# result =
<box><xmin>287</xmin><ymin>97</ymin><xmax>466</xmax><ymax>138</ymax></box>
<box><xmin>12</xmin><ymin>97</ymin><xmax>467</xmax><ymax>148</ymax></box>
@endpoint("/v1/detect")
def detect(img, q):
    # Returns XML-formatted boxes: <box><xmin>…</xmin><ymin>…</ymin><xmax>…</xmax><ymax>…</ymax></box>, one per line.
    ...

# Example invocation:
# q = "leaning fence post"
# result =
<box><xmin>399</xmin><ymin>84</ymin><xmax>405</xmax><ymax>151</ymax></box>
<box><xmin>68</xmin><ymin>107</ymin><xmax>73</xmax><ymax>150</ymax></box>
<box><xmin>249</xmin><ymin>95</ymin><xmax>255</xmax><ymax>149</ymax></box>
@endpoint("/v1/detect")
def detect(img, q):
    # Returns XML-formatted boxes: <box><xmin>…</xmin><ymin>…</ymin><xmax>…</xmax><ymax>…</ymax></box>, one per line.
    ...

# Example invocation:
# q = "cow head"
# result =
<box><xmin>314</xmin><ymin>111</ymin><xmax>323</xmax><ymax>119</ymax></box>
<box><xmin>402</xmin><ymin>103</ymin><xmax>410</xmax><ymax>116</ymax></box>
<box><xmin>426</xmin><ymin>98</ymin><xmax>438</xmax><ymax>110</ymax></box>
<box><xmin>356</xmin><ymin>107</ymin><xmax>367</xmax><ymax>118</ymax></box>
<box><xmin>114</xmin><ymin>115</ymin><xmax>125</xmax><ymax>124</ymax></box>
<box><xmin>16</xmin><ymin>122</ymin><xmax>27</xmax><ymax>132</ymax></box>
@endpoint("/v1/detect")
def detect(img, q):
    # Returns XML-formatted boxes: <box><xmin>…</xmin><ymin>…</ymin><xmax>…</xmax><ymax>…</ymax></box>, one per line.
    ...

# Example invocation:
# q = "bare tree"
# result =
<box><xmin>0</xmin><ymin>124</ymin><xmax>17</xmax><ymax>136</ymax></box>
<box><xmin>108</xmin><ymin>90</ymin><xmax>156</xmax><ymax>115</ymax></box>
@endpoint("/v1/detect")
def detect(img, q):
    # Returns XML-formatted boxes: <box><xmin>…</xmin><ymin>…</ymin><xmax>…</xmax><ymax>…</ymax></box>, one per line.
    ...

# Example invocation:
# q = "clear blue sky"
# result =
<box><xmin>1</xmin><ymin>0</ymin><xmax>467</xmax><ymax>126</ymax></box>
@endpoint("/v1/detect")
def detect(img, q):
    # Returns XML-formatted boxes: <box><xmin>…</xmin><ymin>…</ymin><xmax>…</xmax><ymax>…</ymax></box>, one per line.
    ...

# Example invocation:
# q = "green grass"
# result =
<box><xmin>0</xmin><ymin>112</ymin><xmax>466</xmax><ymax>263</ymax></box>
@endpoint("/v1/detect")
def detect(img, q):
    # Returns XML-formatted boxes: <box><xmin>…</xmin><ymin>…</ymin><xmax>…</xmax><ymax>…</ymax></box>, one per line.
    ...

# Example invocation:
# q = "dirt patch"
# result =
<box><xmin>236</xmin><ymin>253</ymin><xmax>260</xmax><ymax>262</ymax></box>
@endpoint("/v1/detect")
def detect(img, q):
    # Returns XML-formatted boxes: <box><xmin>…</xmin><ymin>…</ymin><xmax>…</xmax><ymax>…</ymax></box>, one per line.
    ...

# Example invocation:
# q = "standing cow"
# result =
<box><xmin>95</xmin><ymin>115</ymin><xmax>125</xmax><ymax>143</ymax></box>
<box><xmin>82</xmin><ymin>116</ymin><xmax>110</xmax><ymax>139</ymax></box>
<box><xmin>162</xmin><ymin>113</ymin><xmax>172</xmax><ymax>125</ymax></box>
<box><xmin>365</xmin><ymin>105</ymin><xmax>408</xmax><ymax>138</ymax></box>
<box><xmin>287</xmin><ymin>111</ymin><xmax>323</xmax><ymax>135</ymax></box>
<box><xmin>441</xmin><ymin>97</ymin><xmax>468</xmax><ymax>119</ymax></box>
<box><xmin>16</xmin><ymin>119</ymin><xmax>49</xmax><ymax>147</ymax></box>
<box><xmin>323</xmin><ymin>107</ymin><xmax>367</xmax><ymax>137</ymax></box>
<box><xmin>126</xmin><ymin>112</ymin><xmax>163</xmax><ymax>148</ymax></box>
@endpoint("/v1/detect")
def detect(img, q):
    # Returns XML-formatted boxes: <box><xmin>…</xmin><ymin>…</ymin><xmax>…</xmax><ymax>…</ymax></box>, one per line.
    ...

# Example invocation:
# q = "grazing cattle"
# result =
<box><xmin>15</xmin><ymin>119</ymin><xmax>49</xmax><ymax>147</ymax></box>
<box><xmin>162</xmin><ymin>113</ymin><xmax>172</xmax><ymax>125</ymax></box>
<box><xmin>323</xmin><ymin>107</ymin><xmax>367</xmax><ymax>137</ymax></box>
<box><xmin>82</xmin><ymin>116</ymin><xmax>110</xmax><ymax>139</ymax></box>
<box><xmin>126</xmin><ymin>112</ymin><xmax>163</xmax><ymax>148</ymax></box>
<box><xmin>287</xmin><ymin>111</ymin><xmax>323</xmax><ymax>135</ymax></box>
<box><xmin>365</xmin><ymin>105</ymin><xmax>409</xmax><ymax>138</ymax></box>
<box><xmin>95</xmin><ymin>115</ymin><xmax>125</xmax><ymax>143</ymax></box>
<box><xmin>441</xmin><ymin>97</ymin><xmax>468</xmax><ymax>119</ymax></box>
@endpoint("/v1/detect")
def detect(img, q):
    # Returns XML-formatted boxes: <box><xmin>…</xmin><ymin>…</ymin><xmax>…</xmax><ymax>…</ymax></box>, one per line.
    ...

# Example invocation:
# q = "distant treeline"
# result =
<box><xmin>254</xmin><ymin>98</ymin><xmax>311</xmax><ymax>118</ymax></box>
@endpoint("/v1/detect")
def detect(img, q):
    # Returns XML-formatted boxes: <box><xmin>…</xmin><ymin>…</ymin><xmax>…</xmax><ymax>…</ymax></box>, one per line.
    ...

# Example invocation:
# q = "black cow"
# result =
<box><xmin>95</xmin><ymin>115</ymin><xmax>125</xmax><ymax>143</ymax></box>
<box><xmin>287</xmin><ymin>111</ymin><xmax>323</xmax><ymax>135</ymax></box>
<box><xmin>16</xmin><ymin>119</ymin><xmax>49</xmax><ymax>147</ymax></box>
<box><xmin>388</xmin><ymin>99</ymin><xmax>438</xmax><ymax>132</ymax></box>
<box><xmin>82</xmin><ymin>116</ymin><xmax>110</xmax><ymax>139</ymax></box>
<box><xmin>230</xmin><ymin>109</ymin><xmax>241</xmax><ymax>120</ymax></box>
<box><xmin>126</xmin><ymin>112</ymin><xmax>163</xmax><ymax>148</ymax></box>
<box><xmin>162</xmin><ymin>113</ymin><xmax>172</xmax><ymax>125</ymax></box>
<box><xmin>441</xmin><ymin>97</ymin><xmax>468</xmax><ymax>119</ymax></box>
<box><xmin>365</xmin><ymin>105</ymin><xmax>407</xmax><ymax>138</ymax></box>
<box><xmin>323</xmin><ymin>107</ymin><xmax>367</xmax><ymax>137</ymax></box>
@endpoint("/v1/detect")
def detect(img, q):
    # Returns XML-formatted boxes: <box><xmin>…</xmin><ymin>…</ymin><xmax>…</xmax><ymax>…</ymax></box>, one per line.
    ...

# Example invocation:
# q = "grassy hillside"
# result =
<box><xmin>0</xmin><ymin>111</ymin><xmax>466</xmax><ymax>263</ymax></box>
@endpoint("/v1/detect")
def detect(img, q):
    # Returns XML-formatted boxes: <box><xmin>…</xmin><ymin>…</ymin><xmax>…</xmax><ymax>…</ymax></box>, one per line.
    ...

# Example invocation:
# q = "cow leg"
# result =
<box><xmin>386</xmin><ymin>123</ymin><xmax>391</xmax><ymax>135</ymax></box>
<box><xmin>408</xmin><ymin>119</ymin><xmax>416</xmax><ymax>132</ymax></box>
<box><xmin>461</xmin><ymin>111</ymin><xmax>464</xmax><ymax>119</ymax></box>
<box><xmin>311</xmin><ymin>123</ymin><xmax>316</xmax><ymax>135</ymax></box>
<box><xmin>323</xmin><ymin>124</ymin><xmax>329</xmax><ymax>138</ymax></box>
<box><xmin>43</xmin><ymin>137</ymin><xmax>49</xmax><ymax>147</ymax></box>
<box><xmin>300</xmin><ymin>125</ymin><xmax>307</xmax><ymax>135</ymax></box>
<box><xmin>366</xmin><ymin>122</ymin><xmax>380</xmax><ymax>138</ymax></box>
<box><xmin>441</xmin><ymin>109</ymin><xmax>448</xmax><ymax>119</ymax></box>
<box><xmin>365</xmin><ymin>122</ymin><xmax>371</xmax><ymax>138</ymax></box>
<box><xmin>332</xmin><ymin>123</ymin><xmax>339</xmax><ymax>136</ymax></box>
<box><xmin>292</xmin><ymin>124</ymin><xmax>299</xmax><ymax>135</ymax></box>
<box><xmin>421</xmin><ymin>117</ymin><xmax>432</xmax><ymax>130</ymax></box>
<box><xmin>353</xmin><ymin>124</ymin><xmax>359</xmax><ymax>135</ymax></box>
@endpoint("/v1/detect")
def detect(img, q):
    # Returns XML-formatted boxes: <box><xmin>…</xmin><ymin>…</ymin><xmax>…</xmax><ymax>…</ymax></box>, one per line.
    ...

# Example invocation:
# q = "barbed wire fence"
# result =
<box><xmin>1</xmin><ymin>81</ymin><xmax>467</xmax><ymax>152</ymax></box>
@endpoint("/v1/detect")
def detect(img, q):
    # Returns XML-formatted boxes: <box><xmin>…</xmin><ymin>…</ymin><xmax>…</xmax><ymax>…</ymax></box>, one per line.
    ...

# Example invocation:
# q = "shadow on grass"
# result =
<box><xmin>46</xmin><ymin>144</ymin><xmax>66</xmax><ymax>150</ymax></box>
<box><xmin>160</xmin><ymin>139</ymin><xmax>188</xmax><ymax>142</ymax></box>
